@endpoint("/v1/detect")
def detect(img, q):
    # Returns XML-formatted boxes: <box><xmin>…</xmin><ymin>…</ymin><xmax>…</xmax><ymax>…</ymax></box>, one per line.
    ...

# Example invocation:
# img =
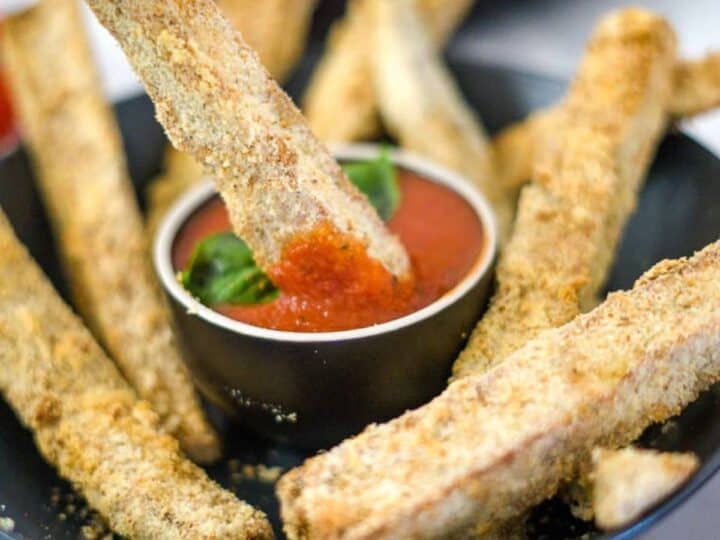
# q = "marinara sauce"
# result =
<box><xmin>173</xmin><ymin>169</ymin><xmax>485</xmax><ymax>332</ymax></box>
<box><xmin>0</xmin><ymin>42</ymin><xmax>17</xmax><ymax>155</ymax></box>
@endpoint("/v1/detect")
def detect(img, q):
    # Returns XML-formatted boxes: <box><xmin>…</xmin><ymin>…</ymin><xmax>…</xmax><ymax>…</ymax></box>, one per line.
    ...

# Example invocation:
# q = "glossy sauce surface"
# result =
<box><xmin>0</xmin><ymin>66</ymin><xmax>16</xmax><ymax>152</ymax></box>
<box><xmin>173</xmin><ymin>169</ymin><xmax>485</xmax><ymax>332</ymax></box>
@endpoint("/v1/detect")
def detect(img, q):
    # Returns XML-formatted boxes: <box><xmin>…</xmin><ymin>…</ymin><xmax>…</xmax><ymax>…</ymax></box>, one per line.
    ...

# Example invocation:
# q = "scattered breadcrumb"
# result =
<box><xmin>226</xmin><ymin>460</ymin><xmax>284</xmax><ymax>485</ymax></box>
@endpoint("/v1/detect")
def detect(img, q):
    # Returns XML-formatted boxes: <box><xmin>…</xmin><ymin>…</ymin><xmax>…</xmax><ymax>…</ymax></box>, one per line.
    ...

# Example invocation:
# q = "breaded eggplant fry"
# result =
<box><xmin>216</xmin><ymin>0</ymin><xmax>317</xmax><ymax>83</ymax></box>
<box><xmin>140</xmin><ymin>0</ymin><xmax>316</xmax><ymax>262</ymax></box>
<box><xmin>0</xmin><ymin>210</ymin><xmax>272</xmax><ymax>540</ymax></box>
<box><xmin>146</xmin><ymin>146</ymin><xmax>205</xmax><ymax>239</ymax></box>
<box><xmin>670</xmin><ymin>52</ymin><xmax>720</xmax><ymax>117</ymax></box>
<box><xmin>592</xmin><ymin>447</ymin><xmax>698</xmax><ymax>531</ymax></box>
<box><xmin>452</xmin><ymin>9</ymin><xmax>677</xmax><ymax>379</ymax></box>
<box><xmin>372</xmin><ymin>0</ymin><xmax>512</xmax><ymax>240</ymax></box>
<box><xmin>2</xmin><ymin>0</ymin><xmax>219</xmax><ymax>462</ymax></box>
<box><xmin>278</xmin><ymin>240</ymin><xmax>720</xmax><ymax>539</ymax></box>
<box><xmin>86</xmin><ymin>0</ymin><xmax>410</xmax><ymax>279</ymax></box>
<box><xmin>493</xmin><ymin>53</ymin><xmax>720</xmax><ymax>194</ymax></box>
<box><xmin>303</xmin><ymin>0</ymin><xmax>473</xmax><ymax>142</ymax></box>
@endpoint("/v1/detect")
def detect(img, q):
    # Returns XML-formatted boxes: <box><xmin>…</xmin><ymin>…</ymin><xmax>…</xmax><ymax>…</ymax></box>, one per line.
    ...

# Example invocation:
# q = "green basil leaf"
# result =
<box><xmin>180</xmin><ymin>232</ymin><xmax>278</xmax><ymax>305</ymax></box>
<box><xmin>342</xmin><ymin>147</ymin><xmax>400</xmax><ymax>221</ymax></box>
<box><xmin>181</xmin><ymin>149</ymin><xmax>400</xmax><ymax>307</ymax></box>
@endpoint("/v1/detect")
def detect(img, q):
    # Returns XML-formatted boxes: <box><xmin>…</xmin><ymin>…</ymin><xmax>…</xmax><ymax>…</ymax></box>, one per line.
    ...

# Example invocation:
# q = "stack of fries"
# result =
<box><xmin>1</xmin><ymin>0</ymin><xmax>720</xmax><ymax>538</ymax></box>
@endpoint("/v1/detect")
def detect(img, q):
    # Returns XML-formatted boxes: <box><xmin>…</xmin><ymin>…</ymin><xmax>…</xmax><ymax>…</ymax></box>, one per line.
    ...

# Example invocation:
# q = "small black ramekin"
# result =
<box><xmin>154</xmin><ymin>144</ymin><xmax>497</xmax><ymax>448</ymax></box>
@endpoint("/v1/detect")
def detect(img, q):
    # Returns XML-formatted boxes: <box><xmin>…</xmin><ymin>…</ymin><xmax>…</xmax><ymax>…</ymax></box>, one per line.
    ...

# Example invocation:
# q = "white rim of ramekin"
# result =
<box><xmin>154</xmin><ymin>143</ymin><xmax>498</xmax><ymax>343</ymax></box>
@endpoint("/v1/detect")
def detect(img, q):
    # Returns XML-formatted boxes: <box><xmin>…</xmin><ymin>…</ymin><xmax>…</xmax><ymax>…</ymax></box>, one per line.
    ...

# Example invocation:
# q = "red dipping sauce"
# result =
<box><xmin>173</xmin><ymin>169</ymin><xmax>485</xmax><ymax>332</ymax></box>
<box><xmin>0</xmin><ymin>53</ymin><xmax>17</xmax><ymax>155</ymax></box>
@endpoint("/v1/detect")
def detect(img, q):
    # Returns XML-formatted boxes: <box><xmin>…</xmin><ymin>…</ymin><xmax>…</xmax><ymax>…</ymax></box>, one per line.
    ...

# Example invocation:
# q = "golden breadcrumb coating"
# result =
<box><xmin>0</xmin><ymin>210</ymin><xmax>272</xmax><ymax>539</ymax></box>
<box><xmin>278</xmin><ymin>239</ymin><xmax>720</xmax><ymax>539</ymax></box>
<box><xmin>592</xmin><ymin>447</ymin><xmax>698</xmax><ymax>531</ymax></box>
<box><xmin>2</xmin><ymin>0</ymin><xmax>219</xmax><ymax>462</ymax></box>
<box><xmin>372</xmin><ymin>0</ymin><xmax>512</xmax><ymax>241</ymax></box>
<box><xmin>216</xmin><ymin>0</ymin><xmax>317</xmax><ymax>83</ymax></box>
<box><xmin>303</xmin><ymin>0</ymin><xmax>473</xmax><ymax>142</ymax></box>
<box><xmin>85</xmin><ymin>0</ymin><xmax>410</xmax><ymax>278</ymax></box>
<box><xmin>146</xmin><ymin>0</ymin><xmax>320</xmax><ymax>228</ymax></box>
<box><xmin>453</xmin><ymin>8</ymin><xmax>677</xmax><ymax>379</ymax></box>
<box><xmin>491</xmin><ymin>108</ymin><xmax>558</xmax><ymax>200</ymax></box>
<box><xmin>492</xmin><ymin>52</ymin><xmax>720</xmax><ymax>195</ymax></box>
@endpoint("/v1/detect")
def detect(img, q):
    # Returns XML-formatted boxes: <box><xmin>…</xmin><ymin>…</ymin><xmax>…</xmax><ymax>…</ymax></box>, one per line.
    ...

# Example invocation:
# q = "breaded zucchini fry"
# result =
<box><xmin>670</xmin><ymin>52</ymin><xmax>720</xmax><ymax>117</ymax></box>
<box><xmin>452</xmin><ymin>9</ymin><xmax>677</xmax><ymax>379</ymax></box>
<box><xmin>592</xmin><ymin>448</ymin><xmax>698</xmax><ymax>531</ymax></box>
<box><xmin>303</xmin><ymin>0</ymin><xmax>473</xmax><ymax>142</ymax></box>
<box><xmin>0</xmin><ymin>210</ymin><xmax>272</xmax><ymax>539</ymax></box>
<box><xmin>372</xmin><ymin>0</ymin><xmax>512</xmax><ymax>240</ymax></box>
<box><xmin>2</xmin><ymin>0</ymin><xmax>219</xmax><ymax>462</ymax></box>
<box><xmin>278</xmin><ymin>240</ymin><xmax>720</xmax><ymax>539</ymax></box>
<box><xmin>216</xmin><ymin>0</ymin><xmax>317</xmax><ymax>83</ymax></box>
<box><xmin>146</xmin><ymin>146</ymin><xmax>205</xmax><ymax>239</ymax></box>
<box><xmin>86</xmin><ymin>0</ymin><xmax>410</xmax><ymax>280</ymax></box>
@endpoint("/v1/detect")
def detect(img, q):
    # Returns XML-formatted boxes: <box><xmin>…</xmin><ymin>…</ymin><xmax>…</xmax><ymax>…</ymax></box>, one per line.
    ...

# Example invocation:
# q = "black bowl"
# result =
<box><xmin>154</xmin><ymin>144</ymin><xmax>498</xmax><ymax>448</ymax></box>
<box><xmin>4</xmin><ymin>61</ymin><xmax>720</xmax><ymax>538</ymax></box>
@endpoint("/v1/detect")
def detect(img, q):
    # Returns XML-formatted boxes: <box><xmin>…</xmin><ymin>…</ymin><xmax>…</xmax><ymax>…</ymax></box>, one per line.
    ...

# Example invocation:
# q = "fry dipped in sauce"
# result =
<box><xmin>174</xmin><ymin>164</ymin><xmax>485</xmax><ymax>332</ymax></box>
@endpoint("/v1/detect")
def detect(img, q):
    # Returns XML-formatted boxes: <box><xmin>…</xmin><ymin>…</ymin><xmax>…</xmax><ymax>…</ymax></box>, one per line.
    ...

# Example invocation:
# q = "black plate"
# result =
<box><xmin>3</xmin><ymin>26</ymin><xmax>720</xmax><ymax>540</ymax></box>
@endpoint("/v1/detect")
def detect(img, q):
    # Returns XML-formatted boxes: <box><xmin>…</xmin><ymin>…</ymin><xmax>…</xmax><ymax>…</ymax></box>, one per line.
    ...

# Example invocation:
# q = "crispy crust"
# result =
<box><xmin>592</xmin><ymin>447</ymin><xmax>698</xmax><ymax>531</ymax></box>
<box><xmin>86</xmin><ymin>0</ymin><xmax>409</xmax><ymax>278</ymax></box>
<box><xmin>303</xmin><ymin>0</ymin><xmax>473</xmax><ymax>142</ymax></box>
<box><xmin>492</xmin><ymin>53</ymin><xmax>720</xmax><ymax>195</ymax></box>
<box><xmin>277</xmin><ymin>239</ymin><xmax>720</xmax><ymax>539</ymax></box>
<box><xmin>452</xmin><ymin>9</ymin><xmax>677</xmax><ymax>379</ymax></box>
<box><xmin>216</xmin><ymin>0</ymin><xmax>317</xmax><ymax>83</ymax></box>
<box><xmin>0</xmin><ymin>210</ymin><xmax>272</xmax><ymax>539</ymax></box>
<box><xmin>2</xmin><ymin>0</ymin><xmax>219</xmax><ymax>463</ymax></box>
<box><xmin>372</xmin><ymin>0</ymin><xmax>512</xmax><ymax>241</ymax></box>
